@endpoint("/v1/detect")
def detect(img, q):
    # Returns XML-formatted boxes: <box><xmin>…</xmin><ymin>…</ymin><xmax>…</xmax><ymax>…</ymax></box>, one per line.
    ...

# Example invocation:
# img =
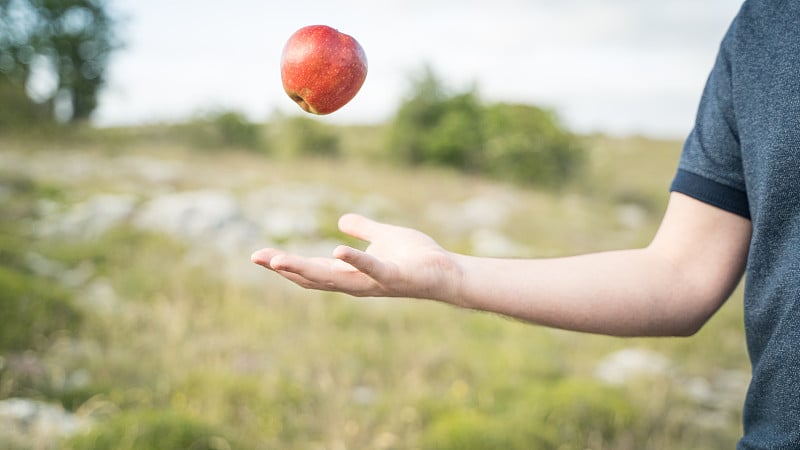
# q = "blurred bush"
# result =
<box><xmin>211</xmin><ymin>111</ymin><xmax>265</xmax><ymax>150</ymax></box>
<box><xmin>64</xmin><ymin>410</ymin><xmax>237</xmax><ymax>450</ymax></box>
<box><xmin>386</xmin><ymin>66</ymin><xmax>586</xmax><ymax>188</ymax></box>
<box><xmin>172</xmin><ymin>110</ymin><xmax>267</xmax><ymax>152</ymax></box>
<box><xmin>272</xmin><ymin>114</ymin><xmax>341</xmax><ymax>158</ymax></box>
<box><xmin>386</xmin><ymin>67</ymin><xmax>483</xmax><ymax>169</ymax></box>
<box><xmin>0</xmin><ymin>266</ymin><xmax>81</xmax><ymax>353</ymax></box>
<box><xmin>421</xmin><ymin>378</ymin><xmax>637</xmax><ymax>449</ymax></box>
<box><xmin>0</xmin><ymin>172</ymin><xmax>82</xmax><ymax>354</ymax></box>
<box><xmin>484</xmin><ymin>103</ymin><xmax>586</xmax><ymax>187</ymax></box>
<box><xmin>39</xmin><ymin>225</ymin><xmax>186</xmax><ymax>303</ymax></box>
<box><xmin>177</xmin><ymin>371</ymin><xmax>323</xmax><ymax>447</ymax></box>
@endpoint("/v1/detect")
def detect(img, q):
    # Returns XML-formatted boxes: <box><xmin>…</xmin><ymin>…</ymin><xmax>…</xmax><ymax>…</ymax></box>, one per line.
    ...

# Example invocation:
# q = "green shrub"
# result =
<box><xmin>0</xmin><ymin>266</ymin><xmax>82</xmax><ymax>353</ymax></box>
<box><xmin>483</xmin><ymin>103</ymin><xmax>586</xmax><ymax>187</ymax></box>
<box><xmin>40</xmin><ymin>226</ymin><xmax>186</xmax><ymax>302</ymax></box>
<box><xmin>171</xmin><ymin>110</ymin><xmax>266</xmax><ymax>151</ymax></box>
<box><xmin>64</xmin><ymin>410</ymin><xmax>237</xmax><ymax>450</ymax></box>
<box><xmin>56</xmin><ymin>384</ymin><xmax>111</xmax><ymax>412</ymax></box>
<box><xmin>417</xmin><ymin>92</ymin><xmax>484</xmax><ymax>170</ymax></box>
<box><xmin>387</xmin><ymin>67</ymin><xmax>482</xmax><ymax>169</ymax></box>
<box><xmin>176</xmin><ymin>371</ymin><xmax>323</xmax><ymax>446</ymax></box>
<box><xmin>386</xmin><ymin>67</ymin><xmax>585</xmax><ymax>188</ymax></box>
<box><xmin>277</xmin><ymin>115</ymin><xmax>340</xmax><ymax>158</ymax></box>
<box><xmin>212</xmin><ymin>111</ymin><xmax>264</xmax><ymax>150</ymax></box>
<box><xmin>420</xmin><ymin>378</ymin><xmax>637</xmax><ymax>450</ymax></box>
<box><xmin>422</xmin><ymin>409</ymin><xmax>554</xmax><ymax>450</ymax></box>
<box><xmin>0</xmin><ymin>173</ymin><xmax>81</xmax><ymax>353</ymax></box>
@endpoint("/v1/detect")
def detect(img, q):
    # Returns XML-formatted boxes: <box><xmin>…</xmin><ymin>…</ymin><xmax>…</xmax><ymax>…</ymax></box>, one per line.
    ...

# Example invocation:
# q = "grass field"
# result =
<box><xmin>0</xmin><ymin>128</ymin><xmax>749</xmax><ymax>449</ymax></box>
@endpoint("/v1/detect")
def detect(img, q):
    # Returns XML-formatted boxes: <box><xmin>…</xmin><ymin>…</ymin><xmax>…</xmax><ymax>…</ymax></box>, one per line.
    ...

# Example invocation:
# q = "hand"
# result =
<box><xmin>250</xmin><ymin>213</ymin><xmax>462</xmax><ymax>300</ymax></box>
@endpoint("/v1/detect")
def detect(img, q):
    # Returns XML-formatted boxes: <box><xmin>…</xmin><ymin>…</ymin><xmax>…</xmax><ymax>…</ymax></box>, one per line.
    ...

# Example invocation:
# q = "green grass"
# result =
<box><xmin>0</xmin><ymin>129</ymin><xmax>748</xmax><ymax>449</ymax></box>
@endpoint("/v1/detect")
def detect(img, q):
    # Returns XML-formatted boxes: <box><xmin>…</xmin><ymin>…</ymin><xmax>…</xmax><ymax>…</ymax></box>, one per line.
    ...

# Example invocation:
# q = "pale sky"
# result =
<box><xmin>94</xmin><ymin>0</ymin><xmax>744</xmax><ymax>138</ymax></box>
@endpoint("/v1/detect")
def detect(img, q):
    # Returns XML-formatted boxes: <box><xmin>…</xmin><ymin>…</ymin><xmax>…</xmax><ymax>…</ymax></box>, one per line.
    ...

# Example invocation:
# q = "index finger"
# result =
<box><xmin>250</xmin><ymin>248</ymin><xmax>286</xmax><ymax>269</ymax></box>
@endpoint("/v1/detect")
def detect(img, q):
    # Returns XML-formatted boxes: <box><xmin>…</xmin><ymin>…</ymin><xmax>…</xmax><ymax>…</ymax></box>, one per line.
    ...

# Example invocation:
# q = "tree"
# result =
<box><xmin>0</xmin><ymin>0</ymin><xmax>119</xmax><ymax>123</ymax></box>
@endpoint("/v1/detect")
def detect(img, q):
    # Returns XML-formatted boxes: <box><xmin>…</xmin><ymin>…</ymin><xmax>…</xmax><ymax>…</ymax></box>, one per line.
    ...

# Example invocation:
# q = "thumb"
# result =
<box><xmin>338</xmin><ymin>213</ymin><xmax>381</xmax><ymax>242</ymax></box>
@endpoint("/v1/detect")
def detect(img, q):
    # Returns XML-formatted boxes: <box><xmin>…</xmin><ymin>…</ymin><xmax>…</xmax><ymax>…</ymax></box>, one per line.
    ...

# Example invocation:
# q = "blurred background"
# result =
<box><xmin>7</xmin><ymin>0</ymin><xmax>743</xmax><ymax>136</ymax></box>
<box><xmin>1</xmin><ymin>1</ymin><xmax>750</xmax><ymax>449</ymax></box>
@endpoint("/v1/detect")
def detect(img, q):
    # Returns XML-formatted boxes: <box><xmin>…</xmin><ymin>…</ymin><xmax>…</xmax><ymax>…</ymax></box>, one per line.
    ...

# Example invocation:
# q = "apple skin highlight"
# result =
<box><xmin>281</xmin><ymin>25</ymin><xmax>368</xmax><ymax>115</ymax></box>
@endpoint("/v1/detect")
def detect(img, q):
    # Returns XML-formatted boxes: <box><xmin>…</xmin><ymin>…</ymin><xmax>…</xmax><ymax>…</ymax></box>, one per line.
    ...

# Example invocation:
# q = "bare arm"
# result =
<box><xmin>251</xmin><ymin>192</ymin><xmax>751</xmax><ymax>337</ymax></box>
<box><xmin>453</xmin><ymin>192</ymin><xmax>751</xmax><ymax>335</ymax></box>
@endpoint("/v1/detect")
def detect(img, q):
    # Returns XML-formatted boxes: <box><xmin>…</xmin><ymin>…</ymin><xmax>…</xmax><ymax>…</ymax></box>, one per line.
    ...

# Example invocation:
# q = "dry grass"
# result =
<box><xmin>0</xmin><ymin>131</ymin><xmax>748</xmax><ymax>449</ymax></box>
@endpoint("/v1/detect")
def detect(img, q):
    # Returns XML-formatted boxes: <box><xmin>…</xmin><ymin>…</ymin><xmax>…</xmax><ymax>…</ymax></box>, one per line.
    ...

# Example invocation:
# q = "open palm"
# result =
<box><xmin>251</xmin><ymin>213</ymin><xmax>461</xmax><ymax>300</ymax></box>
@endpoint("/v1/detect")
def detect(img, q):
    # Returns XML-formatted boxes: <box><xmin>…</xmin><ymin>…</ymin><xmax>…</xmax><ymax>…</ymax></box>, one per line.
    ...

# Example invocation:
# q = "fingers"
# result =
<box><xmin>259</xmin><ymin>252</ymin><xmax>314</xmax><ymax>274</ymax></box>
<box><xmin>251</xmin><ymin>249</ymin><xmax>321</xmax><ymax>277</ymax></box>
<box><xmin>250</xmin><ymin>213</ymin><xmax>390</xmax><ymax>295</ymax></box>
<box><xmin>272</xmin><ymin>246</ymin><xmax>382</xmax><ymax>284</ymax></box>
<box><xmin>250</xmin><ymin>248</ymin><xmax>285</xmax><ymax>268</ymax></box>
<box><xmin>251</xmin><ymin>247</ymin><xmax>376</xmax><ymax>294</ymax></box>
<box><xmin>266</xmin><ymin>253</ymin><xmax>339</xmax><ymax>287</ymax></box>
<box><xmin>254</xmin><ymin>215</ymin><xmax>383</xmax><ymax>266</ymax></box>
<box><xmin>333</xmin><ymin>245</ymin><xmax>384</xmax><ymax>279</ymax></box>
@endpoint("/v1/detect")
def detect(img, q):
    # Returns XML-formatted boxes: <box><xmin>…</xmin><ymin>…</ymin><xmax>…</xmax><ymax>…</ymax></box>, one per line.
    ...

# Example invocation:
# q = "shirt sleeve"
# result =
<box><xmin>670</xmin><ymin>15</ymin><xmax>750</xmax><ymax>219</ymax></box>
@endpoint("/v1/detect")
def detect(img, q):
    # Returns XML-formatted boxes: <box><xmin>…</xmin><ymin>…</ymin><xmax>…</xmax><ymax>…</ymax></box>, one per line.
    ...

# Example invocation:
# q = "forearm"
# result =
<box><xmin>433</xmin><ymin>194</ymin><xmax>751</xmax><ymax>337</ymax></box>
<box><xmin>448</xmin><ymin>248</ymin><xmax>712</xmax><ymax>337</ymax></box>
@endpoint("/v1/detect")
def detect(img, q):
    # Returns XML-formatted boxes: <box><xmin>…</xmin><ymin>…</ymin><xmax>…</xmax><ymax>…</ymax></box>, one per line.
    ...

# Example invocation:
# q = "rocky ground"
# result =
<box><xmin>0</xmin><ymin>145</ymin><xmax>750</xmax><ymax>447</ymax></box>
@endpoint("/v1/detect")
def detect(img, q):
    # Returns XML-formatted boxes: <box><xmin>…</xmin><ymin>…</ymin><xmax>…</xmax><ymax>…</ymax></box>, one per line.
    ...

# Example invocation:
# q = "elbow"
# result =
<box><xmin>661</xmin><ymin>291</ymin><xmax>726</xmax><ymax>337</ymax></box>
<box><xmin>671</xmin><ymin>318</ymin><xmax>707</xmax><ymax>337</ymax></box>
<box><xmin>639</xmin><ymin>313</ymin><xmax>708</xmax><ymax>338</ymax></box>
<box><xmin>646</xmin><ymin>253</ymin><xmax>740</xmax><ymax>338</ymax></box>
<box><xmin>615</xmin><ymin>302</ymin><xmax>712</xmax><ymax>337</ymax></box>
<box><xmin>642</xmin><ymin>282</ymin><xmax>722</xmax><ymax>337</ymax></box>
<box><xmin>673</xmin><ymin>271</ymin><xmax>743</xmax><ymax>337</ymax></box>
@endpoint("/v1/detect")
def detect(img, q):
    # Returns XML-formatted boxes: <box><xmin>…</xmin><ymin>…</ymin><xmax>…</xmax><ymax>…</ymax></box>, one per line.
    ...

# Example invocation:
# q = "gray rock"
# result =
<box><xmin>427</xmin><ymin>190</ymin><xmax>519</xmax><ymax>235</ymax></box>
<box><xmin>469</xmin><ymin>228</ymin><xmax>527</xmax><ymax>257</ymax></box>
<box><xmin>134</xmin><ymin>189</ymin><xmax>262</xmax><ymax>253</ymax></box>
<box><xmin>135</xmin><ymin>189</ymin><xmax>242</xmax><ymax>239</ymax></box>
<box><xmin>594</xmin><ymin>348</ymin><xmax>673</xmax><ymax>385</ymax></box>
<box><xmin>36</xmin><ymin>193</ymin><xmax>137</xmax><ymax>239</ymax></box>
<box><xmin>617</xmin><ymin>203</ymin><xmax>648</xmax><ymax>229</ymax></box>
<box><xmin>0</xmin><ymin>398</ymin><xmax>90</xmax><ymax>447</ymax></box>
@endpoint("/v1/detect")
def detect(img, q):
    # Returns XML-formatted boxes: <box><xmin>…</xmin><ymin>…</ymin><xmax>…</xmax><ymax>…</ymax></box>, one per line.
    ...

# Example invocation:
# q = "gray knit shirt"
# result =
<box><xmin>670</xmin><ymin>1</ymin><xmax>800</xmax><ymax>447</ymax></box>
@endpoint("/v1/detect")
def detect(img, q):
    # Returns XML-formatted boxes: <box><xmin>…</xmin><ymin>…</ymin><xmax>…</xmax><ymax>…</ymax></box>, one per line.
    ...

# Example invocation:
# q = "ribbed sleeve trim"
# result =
<box><xmin>670</xmin><ymin>169</ymin><xmax>750</xmax><ymax>219</ymax></box>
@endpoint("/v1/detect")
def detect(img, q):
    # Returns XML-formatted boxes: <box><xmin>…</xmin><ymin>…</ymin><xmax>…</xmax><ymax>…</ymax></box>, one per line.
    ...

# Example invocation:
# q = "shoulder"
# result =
<box><xmin>727</xmin><ymin>0</ymin><xmax>799</xmax><ymax>45</ymax></box>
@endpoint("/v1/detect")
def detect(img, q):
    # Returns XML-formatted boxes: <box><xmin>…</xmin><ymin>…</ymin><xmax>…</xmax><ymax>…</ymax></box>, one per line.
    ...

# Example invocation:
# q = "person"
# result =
<box><xmin>251</xmin><ymin>1</ymin><xmax>799</xmax><ymax>447</ymax></box>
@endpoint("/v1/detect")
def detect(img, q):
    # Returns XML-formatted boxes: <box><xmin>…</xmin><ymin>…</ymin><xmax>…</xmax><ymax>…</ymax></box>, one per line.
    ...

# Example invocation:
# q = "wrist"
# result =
<box><xmin>434</xmin><ymin>252</ymin><xmax>472</xmax><ymax>307</ymax></box>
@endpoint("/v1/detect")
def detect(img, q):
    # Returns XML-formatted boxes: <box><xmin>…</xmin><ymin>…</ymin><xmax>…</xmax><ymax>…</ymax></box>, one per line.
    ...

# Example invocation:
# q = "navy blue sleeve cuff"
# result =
<box><xmin>670</xmin><ymin>169</ymin><xmax>750</xmax><ymax>219</ymax></box>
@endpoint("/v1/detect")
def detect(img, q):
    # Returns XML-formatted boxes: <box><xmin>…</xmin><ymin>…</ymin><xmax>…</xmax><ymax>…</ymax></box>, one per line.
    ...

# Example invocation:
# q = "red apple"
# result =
<box><xmin>280</xmin><ymin>25</ymin><xmax>368</xmax><ymax>115</ymax></box>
